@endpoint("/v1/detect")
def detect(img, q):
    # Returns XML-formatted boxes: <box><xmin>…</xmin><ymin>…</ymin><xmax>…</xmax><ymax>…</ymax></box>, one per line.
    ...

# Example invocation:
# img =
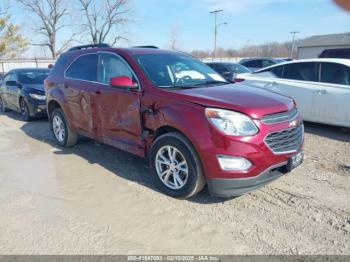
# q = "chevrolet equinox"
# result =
<box><xmin>45</xmin><ymin>44</ymin><xmax>304</xmax><ymax>199</ymax></box>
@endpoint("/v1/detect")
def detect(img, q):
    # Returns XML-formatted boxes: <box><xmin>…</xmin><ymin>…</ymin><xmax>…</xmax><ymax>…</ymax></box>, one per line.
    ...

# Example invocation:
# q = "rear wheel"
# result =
<box><xmin>0</xmin><ymin>95</ymin><xmax>9</xmax><ymax>113</ymax></box>
<box><xmin>150</xmin><ymin>132</ymin><xmax>206</xmax><ymax>199</ymax></box>
<box><xmin>20</xmin><ymin>98</ymin><xmax>31</xmax><ymax>122</ymax></box>
<box><xmin>50</xmin><ymin>108</ymin><xmax>78</xmax><ymax>147</ymax></box>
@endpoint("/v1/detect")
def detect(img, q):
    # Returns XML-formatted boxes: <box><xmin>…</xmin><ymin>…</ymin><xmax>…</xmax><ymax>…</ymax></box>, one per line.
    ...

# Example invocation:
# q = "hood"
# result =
<box><xmin>25</xmin><ymin>84</ymin><xmax>45</xmax><ymax>92</ymax></box>
<box><xmin>175</xmin><ymin>84</ymin><xmax>294</xmax><ymax>119</ymax></box>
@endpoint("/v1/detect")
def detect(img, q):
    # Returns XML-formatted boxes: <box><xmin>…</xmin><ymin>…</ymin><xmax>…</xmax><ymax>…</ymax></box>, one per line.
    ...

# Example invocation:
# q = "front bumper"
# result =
<box><xmin>26</xmin><ymin>99</ymin><xmax>47</xmax><ymax>117</ymax></box>
<box><xmin>207</xmin><ymin>161</ymin><xmax>289</xmax><ymax>198</ymax></box>
<box><xmin>189</xmin><ymin>111</ymin><xmax>304</xmax><ymax>197</ymax></box>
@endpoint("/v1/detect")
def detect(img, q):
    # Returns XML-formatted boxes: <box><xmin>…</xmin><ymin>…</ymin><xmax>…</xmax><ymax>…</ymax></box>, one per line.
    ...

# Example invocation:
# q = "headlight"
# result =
<box><xmin>29</xmin><ymin>93</ymin><xmax>46</xmax><ymax>100</ymax></box>
<box><xmin>205</xmin><ymin>108</ymin><xmax>258</xmax><ymax>136</ymax></box>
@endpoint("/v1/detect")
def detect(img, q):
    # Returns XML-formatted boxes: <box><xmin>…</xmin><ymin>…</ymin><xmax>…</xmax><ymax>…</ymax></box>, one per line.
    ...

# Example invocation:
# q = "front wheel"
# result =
<box><xmin>50</xmin><ymin>108</ymin><xmax>78</xmax><ymax>147</ymax></box>
<box><xmin>20</xmin><ymin>98</ymin><xmax>32</xmax><ymax>122</ymax></box>
<box><xmin>150</xmin><ymin>132</ymin><xmax>206</xmax><ymax>199</ymax></box>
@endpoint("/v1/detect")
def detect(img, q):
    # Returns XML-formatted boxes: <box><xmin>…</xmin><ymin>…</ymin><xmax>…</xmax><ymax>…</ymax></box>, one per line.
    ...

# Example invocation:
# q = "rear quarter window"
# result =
<box><xmin>65</xmin><ymin>54</ymin><xmax>98</xmax><ymax>82</ymax></box>
<box><xmin>50</xmin><ymin>54</ymin><xmax>71</xmax><ymax>76</ymax></box>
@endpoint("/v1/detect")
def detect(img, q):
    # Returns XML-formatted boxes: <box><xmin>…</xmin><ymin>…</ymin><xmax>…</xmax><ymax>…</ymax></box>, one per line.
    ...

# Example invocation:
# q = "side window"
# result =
<box><xmin>97</xmin><ymin>53</ymin><xmax>135</xmax><ymax>85</ymax></box>
<box><xmin>9</xmin><ymin>73</ymin><xmax>17</xmax><ymax>81</ymax></box>
<box><xmin>254</xmin><ymin>65</ymin><xmax>283</xmax><ymax>78</ymax></box>
<box><xmin>4</xmin><ymin>73</ymin><xmax>17</xmax><ymax>83</ymax></box>
<box><xmin>3</xmin><ymin>74</ymin><xmax>11</xmax><ymax>83</ymax></box>
<box><xmin>210</xmin><ymin>64</ymin><xmax>228</xmax><ymax>74</ymax></box>
<box><xmin>321</xmin><ymin>63</ymin><xmax>350</xmax><ymax>86</ymax></box>
<box><xmin>283</xmin><ymin>62</ymin><xmax>317</xmax><ymax>82</ymax></box>
<box><xmin>243</xmin><ymin>60</ymin><xmax>262</xmax><ymax>68</ymax></box>
<box><xmin>271</xmin><ymin>66</ymin><xmax>283</xmax><ymax>78</ymax></box>
<box><xmin>65</xmin><ymin>54</ymin><xmax>97</xmax><ymax>82</ymax></box>
<box><xmin>262</xmin><ymin>60</ymin><xmax>275</xmax><ymax>68</ymax></box>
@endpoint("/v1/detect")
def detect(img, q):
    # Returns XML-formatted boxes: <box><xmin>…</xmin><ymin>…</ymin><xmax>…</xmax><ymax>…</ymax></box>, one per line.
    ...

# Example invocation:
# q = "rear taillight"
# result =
<box><xmin>234</xmin><ymin>78</ymin><xmax>245</xmax><ymax>83</ymax></box>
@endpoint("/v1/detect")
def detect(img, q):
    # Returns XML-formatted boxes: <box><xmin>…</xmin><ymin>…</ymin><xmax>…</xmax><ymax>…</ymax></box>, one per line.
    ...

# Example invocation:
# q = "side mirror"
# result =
<box><xmin>6</xmin><ymin>81</ymin><xmax>20</xmax><ymax>87</ymax></box>
<box><xmin>48</xmin><ymin>64</ymin><xmax>54</xmax><ymax>69</ymax></box>
<box><xmin>110</xmin><ymin>76</ymin><xmax>138</xmax><ymax>89</ymax></box>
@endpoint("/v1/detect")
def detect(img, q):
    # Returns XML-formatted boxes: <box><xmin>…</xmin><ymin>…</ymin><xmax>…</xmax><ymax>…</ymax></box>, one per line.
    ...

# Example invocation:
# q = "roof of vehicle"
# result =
<box><xmin>8</xmin><ymin>68</ymin><xmax>51</xmax><ymax>73</ymax></box>
<box><xmin>281</xmin><ymin>58</ymin><xmax>350</xmax><ymax>66</ymax></box>
<box><xmin>65</xmin><ymin>46</ymin><xmax>183</xmax><ymax>56</ymax></box>
<box><xmin>240</xmin><ymin>57</ymin><xmax>285</xmax><ymax>62</ymax></box>
<box><xmin>254</xmin><ymin>58</ymin><xmax>350</xmax><ymax>72</ymax></box>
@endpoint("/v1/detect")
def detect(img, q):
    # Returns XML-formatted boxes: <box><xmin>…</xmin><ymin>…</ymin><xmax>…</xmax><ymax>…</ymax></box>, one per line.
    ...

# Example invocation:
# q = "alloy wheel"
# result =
<box><xmin>20</xmin><ymin>100</ymin><xmax>29</xmax><ymax>118</ymax></box>
<box><xmin>155</xmin><ymin>146</ymin><xmax>189</xmax><ymax>190</ymax></box>
<box><xmin>52</xmin><ymin>115</ymin><xmax>66</xmax><ymax>143</ymax></box>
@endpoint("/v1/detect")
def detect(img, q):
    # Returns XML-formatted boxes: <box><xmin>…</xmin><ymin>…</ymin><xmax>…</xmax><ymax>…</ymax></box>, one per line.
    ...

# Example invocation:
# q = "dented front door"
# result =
<box><xmin>91</xmin><ymin>84</ymin><xmax>143</xmax><ymax>155</ymax></box>
<box><xmin>91</xmin><ymin>52</ymin><xmax>144</xmax><ymax>156</ymax></box>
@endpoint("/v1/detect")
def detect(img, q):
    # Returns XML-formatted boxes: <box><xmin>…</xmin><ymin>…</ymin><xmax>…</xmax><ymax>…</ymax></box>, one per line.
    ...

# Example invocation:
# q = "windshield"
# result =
<box><xmin>133</xmin><ymin>53</ymin><xmax>227</xmax><ymax>88</ymax></box>
<box><xmin>17</xmin><ymin>70</ymin><xmax>50</xmax><ymax>85</ymax></box>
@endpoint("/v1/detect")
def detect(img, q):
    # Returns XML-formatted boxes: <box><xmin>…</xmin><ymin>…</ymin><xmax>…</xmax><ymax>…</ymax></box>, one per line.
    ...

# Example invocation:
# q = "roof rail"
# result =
<box><xmin>68</xmin><ymin>43</ymin><xmax>111</xmax><ymax>51</ymax></box>
<box><xmin>133</xmin><ymin>45</ymin><xmax>159</xmax><ymax>49</ymax></box>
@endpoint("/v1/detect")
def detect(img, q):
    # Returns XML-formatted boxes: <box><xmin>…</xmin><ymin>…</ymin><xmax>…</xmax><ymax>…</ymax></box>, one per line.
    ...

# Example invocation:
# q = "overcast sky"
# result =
<box><xmin>7</xmin><ymin>0</ymin><xmax>350</xmax><ymax>56</ymax></box>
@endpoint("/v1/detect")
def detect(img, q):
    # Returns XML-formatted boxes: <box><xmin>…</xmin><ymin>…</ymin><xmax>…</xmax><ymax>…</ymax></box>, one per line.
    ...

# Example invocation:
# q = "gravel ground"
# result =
<box><xmin>0</xmin><ymin>111</ymin><xmax>349</xmax><ymax>255</ymax></box>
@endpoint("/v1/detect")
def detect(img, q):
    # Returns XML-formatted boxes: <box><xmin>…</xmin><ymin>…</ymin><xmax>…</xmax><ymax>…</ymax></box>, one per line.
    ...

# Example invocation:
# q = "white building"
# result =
<box><xmin>297</xmin><ymin>33</ymin><xmax>350</xmax><ymax>59</ymax></box>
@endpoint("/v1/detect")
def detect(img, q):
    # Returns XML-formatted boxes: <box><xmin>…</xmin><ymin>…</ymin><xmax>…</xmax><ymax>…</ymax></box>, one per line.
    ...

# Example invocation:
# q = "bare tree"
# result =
<box><xmin>77</xmin><ymin>0</ymin><xmax>131</xmax><ymax>46</ymax></box>
<box><xmin>191</xmin><ymin>41</ymin><xmax>295</xmax><ymax>59</ymax></box>
<box><xmin>168</xmin><ymin>24</ymin><xmax>181</xmax><ymax>50</ymax></box>
<box><xmin>16</xmin><ymin>0</ymin><xmax>73</xmax><ymax>58</ymax></box>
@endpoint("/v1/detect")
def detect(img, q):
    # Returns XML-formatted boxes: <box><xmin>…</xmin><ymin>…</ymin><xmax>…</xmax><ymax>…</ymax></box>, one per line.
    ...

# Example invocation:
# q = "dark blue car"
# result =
<box><xmin>0</xmin><ymin>68</ymin><xmax>50</xmax><ymax>121</ymax></box>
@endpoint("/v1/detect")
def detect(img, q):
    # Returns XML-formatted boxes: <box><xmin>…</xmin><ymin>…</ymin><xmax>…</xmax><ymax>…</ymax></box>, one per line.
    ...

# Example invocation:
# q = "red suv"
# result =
<box><xmin>45</xmin><ymin>44</ymin><xmax>304</xmax><ymax>199</ymax></box>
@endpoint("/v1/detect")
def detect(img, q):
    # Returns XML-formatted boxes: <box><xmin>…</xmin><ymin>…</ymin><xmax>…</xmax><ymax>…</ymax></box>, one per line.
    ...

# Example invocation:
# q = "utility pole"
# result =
<box><xmin>290</xmin><ymin>31</ymin><xmax>300</xmax><ymax>59</ymax></box>
<box><xmin>210</xmin><ymin>9</ymin><xmax>226</xmax><ymax>58</ymax></box>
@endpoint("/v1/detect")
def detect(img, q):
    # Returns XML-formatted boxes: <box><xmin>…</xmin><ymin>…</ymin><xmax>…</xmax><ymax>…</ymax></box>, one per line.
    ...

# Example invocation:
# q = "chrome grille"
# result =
<box><xmin>264</xmin><ymin>125</ymin><xmax>304</xmax><ymax>154</ymax></box>
<box><xmin>262</xmin><ymin>108</ymin><xmax>298</xmax><ymax>124</ymax></box>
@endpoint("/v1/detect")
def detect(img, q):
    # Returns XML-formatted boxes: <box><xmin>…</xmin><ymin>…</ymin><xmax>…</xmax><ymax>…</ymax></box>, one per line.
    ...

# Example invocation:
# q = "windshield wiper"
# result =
<box><xmin>192</xmin><ymin>80</ymin><xmax>229</xmax><ymax>86</ymax></box>
<box><xmin>160</xmin><ymin>85</ymin><xmax>196</xmax><ymax>90</ymax></box>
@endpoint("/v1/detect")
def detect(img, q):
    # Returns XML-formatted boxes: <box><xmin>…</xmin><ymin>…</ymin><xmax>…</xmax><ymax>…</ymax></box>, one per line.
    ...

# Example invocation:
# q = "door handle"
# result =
<box><xmin>95</xmin><ymin>90</ymin><xmax>102</xmax><ymax>95</ymax></box>
<box><xmin>265</xmin><ymin>81</ymin><xmax>277</xmax><ymax>87</ymax></box>
<box><xmin>317</xmin><ymin>89</ymin><xmax>328</xmax><ymax>95</ymax></box>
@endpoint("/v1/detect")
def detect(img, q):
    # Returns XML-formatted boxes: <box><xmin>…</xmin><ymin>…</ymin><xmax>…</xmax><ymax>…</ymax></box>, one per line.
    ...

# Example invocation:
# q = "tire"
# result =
<box><xmin>150</xmin><ymin>132</ymin><xmax>206</xmax><ymax>199</ymax></box>
<box><xmin>50</xmin><ymin>108</ymin><xmax>78</xmax><ymax>147</ymax></box>
<box><xmin>0</xmin><ymin>95</ymin><xmax>9</xmax><ymax>113</ymax></box>
<box><xmin>20</xmin><ymin>98</ymin><xmax>32</xmax><ymax>122</ymax></box>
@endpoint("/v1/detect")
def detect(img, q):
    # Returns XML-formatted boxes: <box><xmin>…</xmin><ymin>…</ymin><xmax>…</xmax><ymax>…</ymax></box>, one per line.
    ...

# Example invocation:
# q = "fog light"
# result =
<box><xmin>217</xmin><ymin>155</ymin><xmax>252</xmax><ymax>171</ymax></box>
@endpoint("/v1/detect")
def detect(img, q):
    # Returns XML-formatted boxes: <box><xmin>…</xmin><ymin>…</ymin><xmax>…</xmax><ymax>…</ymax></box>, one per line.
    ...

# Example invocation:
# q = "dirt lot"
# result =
<box><xmin>0</xmin><ymin>111</ymin><xmax>349</xmax><ymax>255</ymax></box>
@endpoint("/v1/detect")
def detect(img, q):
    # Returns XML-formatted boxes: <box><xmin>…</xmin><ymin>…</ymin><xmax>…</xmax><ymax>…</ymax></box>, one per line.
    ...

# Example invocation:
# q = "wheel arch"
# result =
<box><xmin>47</xmin><ymin>99</ymin><xmax>62</xmax><ymax>118</ymax></box>
<box><xmin>149</xmin><ymin>126</ymin><xmax>207</xmax><ymax>197</ymax></box>
<box><xmin>150</xmin><ymin>125</ymin><xmax>205</xmax><ymax>176</ymax></box>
